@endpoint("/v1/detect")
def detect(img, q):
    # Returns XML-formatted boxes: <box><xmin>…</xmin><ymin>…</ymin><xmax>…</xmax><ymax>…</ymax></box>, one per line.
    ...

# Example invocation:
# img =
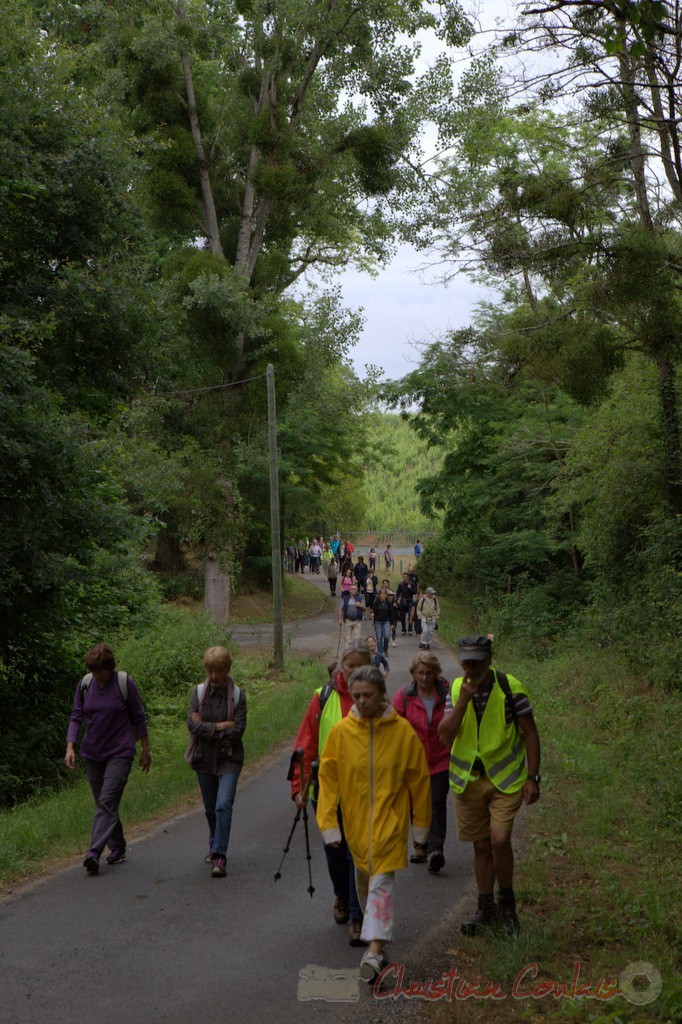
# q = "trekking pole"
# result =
<box><xmin>273</xmin><ymin>749</ymin><xmax>317</xmax><ymax>892</ymax></box>
<box><xmin>335</xmin><ymin>621</ymin><xmax>342</xmax><ymax>658</ymax></box>
<box><xmin>300</xmin><ymin>756</ymin><xmax>318</xmax><ymax>898</ymax></box>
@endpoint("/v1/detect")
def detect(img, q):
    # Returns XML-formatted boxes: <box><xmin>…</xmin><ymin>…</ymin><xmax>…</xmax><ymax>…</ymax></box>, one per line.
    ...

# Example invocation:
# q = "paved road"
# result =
<box><xmin>0</xmin><ymin>574</ymin><xmax>478</xmax><ymax>1024</ymax></box>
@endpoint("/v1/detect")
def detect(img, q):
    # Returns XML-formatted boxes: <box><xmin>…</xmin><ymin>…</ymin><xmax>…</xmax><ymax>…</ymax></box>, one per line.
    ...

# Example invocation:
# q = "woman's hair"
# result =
<box><xmin>203</xmin><ymin>646</ymin><xmax>233</xmax><ymax>673</ymax></box>
<box><xmin>409</xmin><ymin>650</ymin><xmax>442</xmax><ymax>677</ymax></box>
<box><xmin>340</xmin><ymin>641</ymin><xmax>372</xmax><ymax>666</ymax></box>
<box><xmin>348</xmin><ymin>665</ymin><xmax>387</xmax><ymax>697</ymax></box>
<box><xmin>85</xmin><ymin>643</ymin><xmax>115</xmax><ymax>672</ymax></box>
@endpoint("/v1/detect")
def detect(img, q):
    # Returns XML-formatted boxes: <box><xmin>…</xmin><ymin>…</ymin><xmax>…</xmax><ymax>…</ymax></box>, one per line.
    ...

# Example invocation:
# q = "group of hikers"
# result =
<box><xmin>286</xmin><ymin>535</ymin><xmax>424</xmax><ymax>596</ymax></box>
<box><xmin>292</xmin><ymin>635</ymin><xmax>541</xmax><ymax>980</ymax></box>
<box><xmin>336</xmin><ymin>557</ymin><xmax>441</xmax><ymax>660</ymax></box>
<box><xmin>65</xmin><ymin>621</ymin><xmax>541</xmax><ymax>984</ymax></box>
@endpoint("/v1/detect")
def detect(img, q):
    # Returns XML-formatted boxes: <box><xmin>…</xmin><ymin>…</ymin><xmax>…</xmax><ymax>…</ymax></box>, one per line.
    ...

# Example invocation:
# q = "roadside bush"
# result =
<box><xmin>114</xmin><ymin>605</ymin><xmax>231</xmax><ymax>714</ymax></box>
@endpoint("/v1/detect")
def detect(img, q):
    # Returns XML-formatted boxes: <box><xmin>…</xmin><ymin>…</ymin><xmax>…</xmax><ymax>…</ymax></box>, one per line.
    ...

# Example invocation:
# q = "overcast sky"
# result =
<box><xmin>336</xmin><ymin>1</ymin><xmax>517</xmax><ymax>384</ymax></box>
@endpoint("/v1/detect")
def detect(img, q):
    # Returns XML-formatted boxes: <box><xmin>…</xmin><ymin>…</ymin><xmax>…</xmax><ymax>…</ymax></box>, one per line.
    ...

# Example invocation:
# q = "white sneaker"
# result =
<box><xmin>392</xmin><ymin>641</ymin><xmax>396</xmax><ymax>647</ymax></box>
<box><xmin>360</xmin><ymin>949</ymin><xmax>387</xmax><ymax>982</ymax></box>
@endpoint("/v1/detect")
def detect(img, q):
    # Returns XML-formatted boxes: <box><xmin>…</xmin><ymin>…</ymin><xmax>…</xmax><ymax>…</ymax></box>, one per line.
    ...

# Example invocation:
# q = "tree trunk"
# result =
<box><xmin>176</xmin><ymin>0</ymin><xmax>224</xmax><ymax>258</ymax></box>
<box><xmin>619</xmin><ymin>51</ymin><xmax>655</xmax><ymax>231</ymax></box>
<box><xmin>152</xmin><ymin>512</ymin><xmax>186</xmax><ymax>573</ymax></box>
<box><xmin>655</xmin><ymin>352</ymin><xmax>682</xmax><ymax>518</ymax></box>
<box><xmin>204</xmin><ymin>550</ymin><xmax>231</xmax><ymax>623</ymax></box>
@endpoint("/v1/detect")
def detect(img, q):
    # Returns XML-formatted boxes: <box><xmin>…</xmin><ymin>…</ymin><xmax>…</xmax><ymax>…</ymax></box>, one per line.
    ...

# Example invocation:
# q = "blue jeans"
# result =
<box><xmin>374</xmin><ymin>620</ymin><xmax>390</xmax><ymax>654</ymax></box>
<box><xmin>197</xmin><ymin>770</ymin><xmax>240</xmax><ymax>857</ymax></box>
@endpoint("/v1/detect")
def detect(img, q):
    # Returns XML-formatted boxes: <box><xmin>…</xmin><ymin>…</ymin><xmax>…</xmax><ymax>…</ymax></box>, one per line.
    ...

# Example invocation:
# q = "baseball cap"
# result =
<box><xmin>457</xmin><ymin>635</ymin><xmax>493</xmax><ymax>662</ymax></box>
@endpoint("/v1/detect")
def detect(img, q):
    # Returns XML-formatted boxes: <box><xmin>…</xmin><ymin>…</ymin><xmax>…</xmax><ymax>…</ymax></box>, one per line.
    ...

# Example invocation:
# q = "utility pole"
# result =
<box><xmin>266</xmin><ymin>364</ymin><xmax>284</xmax><ymax>669</ymax></box>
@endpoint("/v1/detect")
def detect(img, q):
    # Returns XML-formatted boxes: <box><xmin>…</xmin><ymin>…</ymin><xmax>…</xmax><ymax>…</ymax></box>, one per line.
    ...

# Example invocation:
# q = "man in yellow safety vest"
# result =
<box><xmin>438</xmin><ymin>635</ymin><xmax>541</xmax><ymax>936</ymax></box>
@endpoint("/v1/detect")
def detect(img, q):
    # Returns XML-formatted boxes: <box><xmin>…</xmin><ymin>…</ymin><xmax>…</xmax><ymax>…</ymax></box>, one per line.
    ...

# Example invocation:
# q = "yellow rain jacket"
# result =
<box><xmin>317</xmin><ymin>705</ymin><xmax>431</xmax><ymax>876</ymax></box>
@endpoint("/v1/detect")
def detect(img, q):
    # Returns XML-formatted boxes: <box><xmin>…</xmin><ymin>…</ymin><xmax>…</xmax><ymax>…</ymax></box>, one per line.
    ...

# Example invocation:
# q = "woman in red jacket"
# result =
<box><xmin>392</xmin><ymin>651</ymin><xmax>451</xmax><ymax>874</ymax></box>
<box><xmin>290</xmin><ymin>641</ymin><xmax>372</xmax><ymax>945</ymax></box>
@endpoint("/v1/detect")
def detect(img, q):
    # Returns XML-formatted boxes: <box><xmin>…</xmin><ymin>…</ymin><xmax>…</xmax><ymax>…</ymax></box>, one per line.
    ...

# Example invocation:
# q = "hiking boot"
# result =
<box><xmin>427</xmin><ymin>849</ymin><xmax>445</xmax><ymax>874</ymax></box>
<box><xmin>348</xmin><ymin>919</ymin><xmax>367</xmax><ymax>947</ymax></box>
<box><xmin>461</xmin><ymin>895</ymin><xmax>498</xmax><ymax>936</ymax></box>
<box><xmin>360</xmin><ymin>948</ymin><xmax>388</xmax><ymax>982</ymax></box>
<box><xmin>410</xmin><ymin>843</ymin><xmax>428</xmax><ymax>864</ymax></box>
<box><xmin>83</xmin><ymin>850</ymin><xmax>100</xmax><ymax>875</ymax></box>
<box><xmin>498</xmin><ymin>892</ymin><xmax>521</xmax><ymax>935</ymax></box>
<box><xmin>211</xmin><ymin>856</ymin><xmax>227</xmax><ymax>878</ymax></box>
<box><xmin>333</xmin><ymin>897</ymin><xmax>349</xmax><ymax>924</ymax></box>
<box><xmin>105</xmin><ymin>849</ymin><xmax>126</xmax><ymax>865</ymax></box>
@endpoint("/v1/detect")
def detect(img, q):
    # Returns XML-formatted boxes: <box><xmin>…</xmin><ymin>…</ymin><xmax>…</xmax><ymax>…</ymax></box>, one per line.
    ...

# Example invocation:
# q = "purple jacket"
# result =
<box><xmin>66</xmin><ymin>671</ymin><xmax>148</xmax><ymax>762</ymax></box>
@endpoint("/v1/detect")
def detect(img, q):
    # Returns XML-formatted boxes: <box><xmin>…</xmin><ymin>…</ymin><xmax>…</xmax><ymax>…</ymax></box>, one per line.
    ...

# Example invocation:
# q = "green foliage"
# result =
<box><xmin>114</xmin><ymin>605</ymin><xmax>230</xmax><ymax>717</ymax></box>
<box><xmin>360</xmin><ymin>414</ymin><xmax>442</xmax><ymax>534</ymax></box>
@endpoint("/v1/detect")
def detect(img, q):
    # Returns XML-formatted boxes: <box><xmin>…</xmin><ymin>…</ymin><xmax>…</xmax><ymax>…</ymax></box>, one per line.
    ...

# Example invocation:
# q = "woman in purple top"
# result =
<box><xmin>65</xmin><ymin>643</ymin><xmax>150</xmax><ymax>875</ymax></box>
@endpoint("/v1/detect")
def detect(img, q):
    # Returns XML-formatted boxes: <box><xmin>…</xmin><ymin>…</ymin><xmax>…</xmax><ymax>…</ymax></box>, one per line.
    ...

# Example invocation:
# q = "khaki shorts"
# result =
<box><xmin>454</xmin><ymin>775</ymin><xmax>524</xmax><ymax>841</ymax></box>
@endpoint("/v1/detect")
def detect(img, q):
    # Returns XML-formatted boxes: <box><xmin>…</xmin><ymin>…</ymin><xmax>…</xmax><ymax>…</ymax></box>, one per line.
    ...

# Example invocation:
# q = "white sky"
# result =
<box><xmin>339</xmin><ymin>0</ymin><xmax>518</xmax><ymax>383</ymax></box>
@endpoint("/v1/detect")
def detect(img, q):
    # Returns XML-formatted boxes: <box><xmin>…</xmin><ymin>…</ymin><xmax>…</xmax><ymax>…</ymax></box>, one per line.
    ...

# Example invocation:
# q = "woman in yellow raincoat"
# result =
<box><xmin>317</xmin><ymin>666</ymin><xmax>431</xmax><ymax>981</ymax></box>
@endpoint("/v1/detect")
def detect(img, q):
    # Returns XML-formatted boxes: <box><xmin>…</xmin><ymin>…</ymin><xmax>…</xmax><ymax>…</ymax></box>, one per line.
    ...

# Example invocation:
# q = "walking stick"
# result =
<box><xmin>274</xmin><ymin>749</ymin><xmax>318</xmax><ymax>896</ymax></box>
<box><xmin>299</xmin><ymin>755</ymin><xmax>317</xmax><ymax>898</ymax></box>
<box><xmin>335</xmin><ymin>620</ymin><xmax>343</xmax><ymax>659</ymax></box>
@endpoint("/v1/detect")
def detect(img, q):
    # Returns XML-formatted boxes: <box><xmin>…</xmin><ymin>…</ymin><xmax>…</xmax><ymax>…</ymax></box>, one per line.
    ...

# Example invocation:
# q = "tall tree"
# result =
<box><xmin>38</xmin><ymin>0</ymin><xmax>473</xmax><ymax>619</ymax></box>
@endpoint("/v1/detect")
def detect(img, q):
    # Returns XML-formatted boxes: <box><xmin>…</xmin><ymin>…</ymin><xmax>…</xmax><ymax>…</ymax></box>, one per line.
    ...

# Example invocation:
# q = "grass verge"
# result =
<box><xmin>0</xmin><ymin>651</ymin><xmax>327</xmax><ymax>889</ymax></box>
<box><xmin>431</xmin><ymin>597</ymin><xmax>682</xmax><ymax>1024</ymax></box>
<box><xmin>175</xmin><ymin>573</ymin><xmax>332</xmax><ymax>624</ymax></box>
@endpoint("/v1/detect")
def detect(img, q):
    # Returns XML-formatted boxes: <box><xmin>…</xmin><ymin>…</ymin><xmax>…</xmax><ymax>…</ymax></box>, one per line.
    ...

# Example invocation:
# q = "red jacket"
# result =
<box><xmin>392</xmin><ymin>677</ymin><xmax>450</xmax><ymax>775</ymax></box>
<box><xmin>290</xmin><ymin>671</ymin><xmax>354</xmax><ymax>799</ymax></box>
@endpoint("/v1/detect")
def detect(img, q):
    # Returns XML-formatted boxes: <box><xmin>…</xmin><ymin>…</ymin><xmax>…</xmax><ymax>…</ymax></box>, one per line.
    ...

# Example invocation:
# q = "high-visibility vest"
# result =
<box><xmin>448</xmin><ymin>670</ymin><xmax>527</xmax><ymax>794</ymax></box>
<box><xmin>317</xmin><ymin>686</ymin><xmax>342</xmax><ymax>755</ymax></box>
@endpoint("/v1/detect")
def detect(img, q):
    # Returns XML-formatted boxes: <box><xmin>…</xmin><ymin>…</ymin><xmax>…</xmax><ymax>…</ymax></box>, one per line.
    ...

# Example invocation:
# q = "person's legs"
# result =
<box><xmin>357</xmin><ymin>870</ymin><xmax>395</xmax><ymax>979</ymax></box>
<box><xmin>488</xmin><ymin>789</ymin><xmax>524</xmax><ymax>934</ymax></box>
<box><xmin>427</xmin><ymin>769</ymin><xmax>449</xmax><ymax>855</ymax></box>
<box><xmin>360</xmin><ymin>871</ymin><xmax>395</xmax><ymax>943</ymax></box>
<box><xmin>84</xmin><ymin>757</ymin><xmax>133</xmax><ymax>855</ymax></box>
<box><xmin>196</xmin><ymin>771</ymin><xmax>220</xmax><ymax>853</ymax></box>
<box><xmin>212</xmin><ymin>770</ymin><xmax>240</xmax><ymax>856</ymax></box>
<box><xmin>421</xmin><ymin>618</ymin><xmax>433</xmax><ymax>647</ymax></box>
<box><xmin>313</xmin><ymin>801</ymin><xmax>351</xmax><ymax>920</ymax></box>
<box><xmin>455</xmin><ymin>777</ymin><xmax>498</xmax><ymax>934</ymax></box>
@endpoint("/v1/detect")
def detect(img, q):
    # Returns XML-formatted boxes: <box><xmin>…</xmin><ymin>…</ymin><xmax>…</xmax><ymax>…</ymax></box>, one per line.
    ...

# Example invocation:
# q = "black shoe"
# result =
<box><xmin>498</xmin><ymin>894</ymin><xmax>521</xmax><ymax>935</ymax></box>
<box><xmin>83</xmin><ymin>850</ymin><xmax>100</xmax><ymax>875</ymax></box>
<box><xmin>461</xmin><ymin>896</ymin><xmax>498</xmax><ymax>936</ymax></box>
<box><xmin>427</xmin><ymin>850</ymin><xmax>445</xmax><ymax>874</ymax></box>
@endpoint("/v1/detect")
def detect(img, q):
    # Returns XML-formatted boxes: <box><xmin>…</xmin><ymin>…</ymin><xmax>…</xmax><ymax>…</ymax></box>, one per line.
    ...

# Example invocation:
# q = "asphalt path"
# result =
<box><xmin>0</xmin><ymin>569</ymin><xmax>481</xmax><ymax>1024</ymax></box>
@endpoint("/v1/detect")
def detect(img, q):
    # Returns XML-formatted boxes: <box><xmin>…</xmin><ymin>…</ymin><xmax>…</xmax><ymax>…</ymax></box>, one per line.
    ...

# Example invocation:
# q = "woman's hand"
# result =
<box><xmin>64</xmin><ymin>745</ymin><xmax>76</xmax><ymax>770</ymax></box>
<box><xmin>190</xmin><ymin>711</ymin><xmax>201</xmax><ymax>722</ymax></box>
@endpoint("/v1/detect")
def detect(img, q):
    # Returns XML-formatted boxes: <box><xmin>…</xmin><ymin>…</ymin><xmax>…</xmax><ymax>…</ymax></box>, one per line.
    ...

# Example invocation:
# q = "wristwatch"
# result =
<box><xmin>527</xmin><ymin>774</ymin><xmax>541</xmax><ymax>783</ymax></box>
